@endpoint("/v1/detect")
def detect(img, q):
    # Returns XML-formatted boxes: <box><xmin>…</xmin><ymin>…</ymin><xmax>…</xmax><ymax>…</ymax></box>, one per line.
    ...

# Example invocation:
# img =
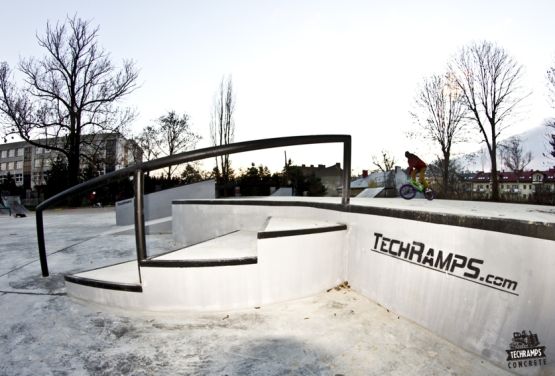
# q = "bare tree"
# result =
<box><xmin>548</xmin><ymin>61</ymin><xmax>555</xmax><ymax>105</ymax></box>
<box><xmin>545</xmin><ymin>119</ymin><xmax>555</xmax><ymax>160</ymax></box>
<box><xmin>137</xmin><ymin>111</ymin><xmax>200</xmax><ymax>179</ymax></box>
<box><xmin>427</xmin><ymin>157</ymin><xmax>464</xmax><ymax>196</ymax></box>
<box><xmin>372</xmin><ymin>150</ymin><xmax>396</xmax><ymax>172</ymax></box>
<box><xmin>545</xmin><ymin>61</ymin><xmax>555</xmax><ymax>160</ymax></box>
<box><xmin>448</xmin><ymin>41</ymin><xmax>528</xmax><ymax>201</ymax></box>
<box><xmin>499</xmin><ymin>136</ymin><xmax>532</xmax><ymax>172</ymax></box>
<box><xmin>136</xmin><ymin>125</ymin><xmax>160</xmax><ymax>163</ymax></box>
<box><xmin>157</xmin><ymin>111</ymin><xmax>200</xmax><ymax>179</ymax></box>
<box><xmin>0</xmin><ymin>16</ymin><xmax>138</xmax><ymax>188</ymax></box>
<box><xmin>410</xmin><ymin>73</ymin><xmax>468</xmax><ymax>196</ymax></box>
<box><xmin>210</xmin><ymin>76</ymin><xmax>235</xmax><ymax>183</ymax></box>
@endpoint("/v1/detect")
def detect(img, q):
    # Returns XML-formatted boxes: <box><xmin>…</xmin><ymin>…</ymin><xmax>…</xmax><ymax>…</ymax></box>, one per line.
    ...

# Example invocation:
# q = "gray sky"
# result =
<box><xmin>1</xmin><ymin>0</ymin><xmax>554</xmax><ymax>173</ymax></box>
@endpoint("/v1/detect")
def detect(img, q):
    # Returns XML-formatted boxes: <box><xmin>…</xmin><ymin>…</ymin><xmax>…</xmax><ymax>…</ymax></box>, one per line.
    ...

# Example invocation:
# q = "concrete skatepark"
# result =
<box><xmin>1</xmin><ymin>196</ymin><xmax>553</xmax><ymax>375</ymax></box>
<box><xmin>2</xmin><ymin>136</ymin><xmax>554</xmax><ymax>375</ymax></box>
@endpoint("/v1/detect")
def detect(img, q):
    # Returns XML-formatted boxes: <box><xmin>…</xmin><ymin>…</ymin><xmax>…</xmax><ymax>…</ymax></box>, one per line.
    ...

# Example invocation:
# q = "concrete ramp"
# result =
<box><xmin>0</xmin><ymin>202</ymin><xmax>10</xmax><ymax>216</ymax></box>
<box><xmin>271</xmin><ymin>187</ymin><xmax>293</xmax><ymax>196</ymax></box>
<box><xmin>2</xmin><ymin>196</ymin><xmax>28</xmax><ymax>217</ymax></box>
<box><xmin>356</xmin><ymin>187</ymin><xmax>383</xmax><ymax>198</ymax></box>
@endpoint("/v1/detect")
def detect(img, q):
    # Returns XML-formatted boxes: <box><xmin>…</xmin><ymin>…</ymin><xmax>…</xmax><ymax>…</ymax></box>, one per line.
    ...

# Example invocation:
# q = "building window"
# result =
<box><xmin>8</xmin><ymin>149</ymin><xmax>15</xmax><ymax>157</ymax></box>
<box><xmin>15</xmin><ymin>161</ymin><xmax>23</xmax><ymax>170</ymax></box>
<box><xmin>14</xmin><ymin>173</ymin><xmax>23</xmax><ymax>185</ymax></box>
<box><xmin>34</xmin><ymin>159</ymin><xmax>42</xmax><ymax>168</ymax></box>
<box><xmin>7</xmin><ymin>162</ymin><xmax>13</xmax><ymax>170</ymax></box>
<box><xmin>33</xmin><ymin>172</ymin><xmax>46</xmax><ymax>185</ymax></box>
<box><xmin>36</xmin><ymin>147</ymin><xmax>43</xmax><ymax>155</ymax></box>
<box><xmin>16</xmin><ymin>148</ymin><xmax>24</xmax><ymax>157</ymax></box>
<box><xmin>0</xmin><ymin>162</ymin><xmax>5</xmax><ymax>171</ymax></box>
<box><xmin>1</xmin><ymin>150</ymin><xmax>6</xmax><ymax>158</ymax></box>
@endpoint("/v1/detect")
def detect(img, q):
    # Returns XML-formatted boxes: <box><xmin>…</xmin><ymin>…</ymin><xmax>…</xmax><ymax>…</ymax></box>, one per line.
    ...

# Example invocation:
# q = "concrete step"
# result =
<box><xmin>65</xmin><ymin>215</ymin><xmax>348</xmax><ymax>310</ymax></box>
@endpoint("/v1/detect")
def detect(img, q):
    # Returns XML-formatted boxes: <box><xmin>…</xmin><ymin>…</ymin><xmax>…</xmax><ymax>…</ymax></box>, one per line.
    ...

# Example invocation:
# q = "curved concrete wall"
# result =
<box><xmin>67</xmin><ymin>228</ymin><xmax>346</xmax><ymax>312</ymax></box>
<box><xmin>171</xmin><ymin>201</ymin><xmax>554</xmax><ymax>374</ymax></box>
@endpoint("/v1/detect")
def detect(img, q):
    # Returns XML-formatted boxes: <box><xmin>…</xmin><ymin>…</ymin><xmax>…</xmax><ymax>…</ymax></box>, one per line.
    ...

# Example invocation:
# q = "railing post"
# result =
<box><xmin>342</xmin><ymin>138</ymin><xmax>351</xmax><ymax>206</ymax></box>
<box><xmin>36</xmin><ymin>209</ymin><xmax>49</xmax><ymax>277</ymax></box>
<box><xmin>134</xmin><ymin>169</ymin><xmax>147</xmax><ymax>263</ymax></box>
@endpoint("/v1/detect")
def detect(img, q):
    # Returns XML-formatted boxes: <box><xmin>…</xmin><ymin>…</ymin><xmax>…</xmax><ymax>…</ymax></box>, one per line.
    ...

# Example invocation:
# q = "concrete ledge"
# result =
<box><xmin>173</xmin><ymin>198</ymin><xmax>555</xmax><ymax>241</ymax></box>
<box><xmin>140</xmin><ymin>257</ymin><xmax>258</xmax><ymax>268</ymax></box>
<box><xmin>259</xmin><ymin>217</ymin><xmax>347</xmax><ymax>239</ymax></box>
<box><xmin>65</xmin><ymin>275</ymin><xmax>143</xmax><ymax>292</ymax></box>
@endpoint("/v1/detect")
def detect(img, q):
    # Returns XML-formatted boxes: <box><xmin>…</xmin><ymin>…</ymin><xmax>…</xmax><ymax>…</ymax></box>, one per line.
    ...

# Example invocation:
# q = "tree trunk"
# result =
<box><xmin>441</xmin><ymin>163</ymin><xmax>448</xmax><ymax>197</ymax></box>
<box><xmin>441</xmin><ymin>150</ymin><xmax>450</xmax><ymax>198</ymax></box>
<box><xmin>490</xmin><ymin>145</ymin><xmax>500</xmax><ymax>201</ymax></box>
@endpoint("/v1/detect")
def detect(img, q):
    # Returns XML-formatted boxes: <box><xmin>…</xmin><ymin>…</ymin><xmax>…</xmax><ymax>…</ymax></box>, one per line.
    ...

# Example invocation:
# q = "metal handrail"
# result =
<box><xmin>36</xmin><ymin>134</ymin><xmax>351</xmax><ymax>276</ymax></box>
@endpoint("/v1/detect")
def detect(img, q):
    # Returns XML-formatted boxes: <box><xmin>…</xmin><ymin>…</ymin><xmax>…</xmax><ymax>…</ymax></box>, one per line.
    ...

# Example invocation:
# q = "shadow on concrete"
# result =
<box><xmin>207</xmin><ymin>337</ymin><xmax>340</xmax><ymax>375</ymax></box>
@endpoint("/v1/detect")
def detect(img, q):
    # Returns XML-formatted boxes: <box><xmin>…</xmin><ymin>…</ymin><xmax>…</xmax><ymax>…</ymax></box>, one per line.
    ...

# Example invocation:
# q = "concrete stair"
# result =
<box><xmin>65</xmin><ymin>216</ymin><xmax>347</xmax><ymax>311</ymax></box>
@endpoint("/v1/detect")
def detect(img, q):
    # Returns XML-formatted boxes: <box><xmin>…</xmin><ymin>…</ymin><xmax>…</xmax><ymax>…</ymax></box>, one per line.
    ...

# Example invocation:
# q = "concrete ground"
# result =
<box><xmin>0</xmin><ymin>207</ymin><xmax>514</xmax><ymax>376</ymax></box>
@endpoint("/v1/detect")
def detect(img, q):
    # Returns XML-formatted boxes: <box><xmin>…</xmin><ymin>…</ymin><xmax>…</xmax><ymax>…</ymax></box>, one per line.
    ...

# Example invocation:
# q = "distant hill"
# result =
<box><xmin>459</xmin><ymin>125</ymin><xmax>554</xmax><ymax>172</ymax></box>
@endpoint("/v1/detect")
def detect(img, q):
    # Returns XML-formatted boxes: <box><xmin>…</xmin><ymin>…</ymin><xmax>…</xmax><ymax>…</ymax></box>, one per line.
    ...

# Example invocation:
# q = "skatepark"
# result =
<box><xmin>5</xmin><ymin>202</ymin><xmax>549</xmax><ymax>375</ymax></box>
<box><xmin>1</xmin><ymin>135</ymin><xmax>554</xmax><ymax>375</ymax></box>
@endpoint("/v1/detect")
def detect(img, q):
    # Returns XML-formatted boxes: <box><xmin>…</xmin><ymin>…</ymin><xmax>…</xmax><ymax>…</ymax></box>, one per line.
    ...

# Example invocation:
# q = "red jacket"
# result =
<box><xmin>406</xmin><ymin>153</ymin><xmax>426</xmax><ymax>170</ymax></box>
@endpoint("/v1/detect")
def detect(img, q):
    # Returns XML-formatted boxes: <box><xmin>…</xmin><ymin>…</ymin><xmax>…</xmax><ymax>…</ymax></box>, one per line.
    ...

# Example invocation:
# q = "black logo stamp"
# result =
<box><xmin>506</xmin><ymin>330</ymin><xmax>547</xmax><ymax>369</ymax></box>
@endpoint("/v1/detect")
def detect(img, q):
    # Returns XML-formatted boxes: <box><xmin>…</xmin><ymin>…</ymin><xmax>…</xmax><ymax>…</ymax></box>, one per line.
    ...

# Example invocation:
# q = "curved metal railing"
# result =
<box><xmin>36</xmin><ymin>134</ymin><xmax>352</xmax><ymax>276</ymax></box>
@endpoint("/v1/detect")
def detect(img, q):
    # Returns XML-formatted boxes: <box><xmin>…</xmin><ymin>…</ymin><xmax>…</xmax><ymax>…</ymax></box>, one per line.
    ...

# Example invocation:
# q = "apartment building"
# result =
<box><xmin>0</xmin><ymin>133</ymin><xmax>141</xmax><ymax>191</ymax></box>
<box><xmin>469</xmin><ymin>169</ymin><xmax>555</xmax><ymax>201</ymax></box>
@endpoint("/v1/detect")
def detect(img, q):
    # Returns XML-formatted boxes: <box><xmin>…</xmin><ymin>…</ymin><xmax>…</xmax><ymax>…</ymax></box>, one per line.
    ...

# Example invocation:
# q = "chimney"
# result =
<box><xmin>362</xmin><ymin>170</ymin><xmax>368</xmax><ymax>178</ymax></box>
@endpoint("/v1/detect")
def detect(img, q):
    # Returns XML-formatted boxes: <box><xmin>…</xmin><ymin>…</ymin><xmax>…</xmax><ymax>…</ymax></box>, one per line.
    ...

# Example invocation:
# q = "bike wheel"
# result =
<box><xmin>399</xmin><ymin>184</ymin><xmax>416</xmax><ymax>200</ymax></box>
<box><xmin>424</xmin><ymin>188</ymin><xmax>435</xmax><ymax>201</ymax></box>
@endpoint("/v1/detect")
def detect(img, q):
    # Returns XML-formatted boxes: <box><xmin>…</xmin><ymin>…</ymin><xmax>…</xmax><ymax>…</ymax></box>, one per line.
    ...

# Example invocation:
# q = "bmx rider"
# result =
<box><xmin>405</xmin><ymin>151</ymin><xmax>429</xmax><ymax>190</ymax></box>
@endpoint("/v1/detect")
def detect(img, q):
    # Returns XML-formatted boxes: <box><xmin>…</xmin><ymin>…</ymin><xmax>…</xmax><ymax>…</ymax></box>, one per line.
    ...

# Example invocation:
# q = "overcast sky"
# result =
<box><xmin>1</xmin><ymin>0</ymin><xmax>554</xmax><ymax>173</ymax></box>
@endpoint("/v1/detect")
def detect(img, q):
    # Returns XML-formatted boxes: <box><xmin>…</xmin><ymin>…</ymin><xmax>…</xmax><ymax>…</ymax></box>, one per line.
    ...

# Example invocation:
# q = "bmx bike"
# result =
<box><xmin>399</xmin><ymin>181</ymin><xmax>435</xmax><ymax>201</ymax></box>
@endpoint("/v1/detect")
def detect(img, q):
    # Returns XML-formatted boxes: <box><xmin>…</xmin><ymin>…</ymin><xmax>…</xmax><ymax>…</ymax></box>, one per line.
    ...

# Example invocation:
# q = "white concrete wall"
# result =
<box><xmin>115</xmin><ymin>180</ymin><xmax>215</xmax><ymax>226</ymax></box>
<box><xmin>140</xmin><ymin>264</ymin><xmax>261</xmax><ymax>311</ymax></box>
<box><xmin>345</xmin><ymin>213</ymin><xmax>554</xmax><ymax>374</ymax></box>
<box><xmin>138</xmin><ymin>230</ymin><xmax>346</xmax><ymax>311</ymax></box>
<box><xmin>258</xmin><ymin>232</ymin><xmax>345</xmax><ymax>304</ymax></box>
<box><xmin>172</xmin><ymin>202</ymin><xmax>270</xmax><ymax>246</ymax></box>
<box><xmin>171</xmin><ymin>202</ymin><xmax>555</xmax><ymax>373</ymax></box>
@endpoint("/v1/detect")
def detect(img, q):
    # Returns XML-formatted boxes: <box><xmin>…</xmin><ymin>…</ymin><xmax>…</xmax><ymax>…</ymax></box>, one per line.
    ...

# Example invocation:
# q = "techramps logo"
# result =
<box><xmin>506</xmin><ymin>330</ymin><xmax>547</xmax><ymax>369</ymax></box>
<box><xmin>369</xmin><ymin>232</ymin><xmax>519</xmax><ymax>296</ymax></box>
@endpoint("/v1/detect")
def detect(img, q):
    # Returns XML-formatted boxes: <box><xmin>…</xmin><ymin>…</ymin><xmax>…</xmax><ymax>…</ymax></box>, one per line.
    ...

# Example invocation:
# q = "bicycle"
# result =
<box><xmin>399</xmin><ymin>180</ymin><xmax>435</xmax><ymax>200</ymax></box>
